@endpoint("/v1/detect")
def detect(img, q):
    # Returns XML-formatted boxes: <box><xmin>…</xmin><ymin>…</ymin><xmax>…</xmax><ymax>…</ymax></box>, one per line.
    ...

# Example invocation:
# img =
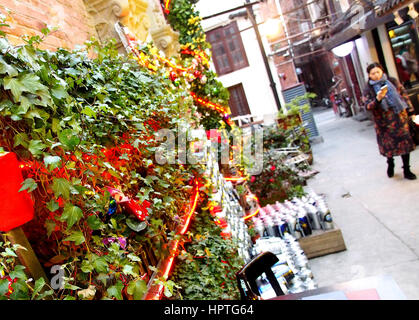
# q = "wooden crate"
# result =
<box><xmin>298</xmin><ymin>226</ymin><xmax>346</xmax><ymax>259</ymax></box>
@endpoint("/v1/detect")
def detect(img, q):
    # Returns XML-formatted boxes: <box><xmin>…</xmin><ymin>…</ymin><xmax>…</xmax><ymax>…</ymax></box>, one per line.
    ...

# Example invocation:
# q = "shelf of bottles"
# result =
<box><xmin>252</xmin><ymin>235</ymin><xmax>317</xmax><ymax>298</ymax></box>
<box><xmin>247</xmin><ymin>189</ymin><xmax>336</xmax><ymax>298</ymax></box>
<box><xmin>252</xmin><ymin>189</ymin><xmax>334</xmax><ymax>240</ymax></box>
<box><xmin>204</xmin><ymin>141</ymin><xmax>253</xmax><ymax>263</ymax></box>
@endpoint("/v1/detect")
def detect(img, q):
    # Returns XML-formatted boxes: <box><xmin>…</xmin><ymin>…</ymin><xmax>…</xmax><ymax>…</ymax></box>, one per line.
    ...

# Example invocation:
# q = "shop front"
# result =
<box><xmin>323</xmin><ymin>1</ymin><xmax>419</xmax><ymax>113</ymax></box>
<box><xmin>384</xmin><ymin>4</ymin><xmax>419</xmax><ymax>112</ymax></box>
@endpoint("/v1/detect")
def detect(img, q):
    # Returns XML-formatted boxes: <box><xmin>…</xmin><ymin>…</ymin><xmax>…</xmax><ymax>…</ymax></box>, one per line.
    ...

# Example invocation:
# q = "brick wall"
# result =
<box><xmin>0</xmin><ymin>0</ymin><xmax>97</xmax><ymax>50</ymax></box>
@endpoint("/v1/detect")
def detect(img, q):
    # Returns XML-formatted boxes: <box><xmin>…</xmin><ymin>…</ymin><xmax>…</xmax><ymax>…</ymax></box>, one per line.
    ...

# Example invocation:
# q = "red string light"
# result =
<box><xmin>164</xmin><ymin>0</ymin><xmax>172</xmax><ymax>14</ymax></box>
<box><xmin>190</xmin><ymin>91</ymin><xmax>228</xmax><ymax>114</ymax></box>
<box><xmin>224</xmin><ymin>177</ymin><xmax>247</xmax><ymax>183</ymax></box>
<box><xmin>162</xmin><ymin>240</ymin><xmax>180</xmax><ymax>279</ymax></box>
<box><xmin>179</xmin><ymin>179</ymin><xmax>200</xmax><ymax>235</ymax></box>
<box><xmin>145</xmin><ymin>178</ymin><xmax>200</xmax><ymax>300</ymax></box>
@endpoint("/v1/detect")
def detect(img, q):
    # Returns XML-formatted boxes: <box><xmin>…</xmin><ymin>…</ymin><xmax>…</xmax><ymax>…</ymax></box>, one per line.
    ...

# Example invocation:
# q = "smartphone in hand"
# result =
<box><xmin>379</xmin><ymin>85</ymin><xmax>388</xmax><ymax>94</ymax></box>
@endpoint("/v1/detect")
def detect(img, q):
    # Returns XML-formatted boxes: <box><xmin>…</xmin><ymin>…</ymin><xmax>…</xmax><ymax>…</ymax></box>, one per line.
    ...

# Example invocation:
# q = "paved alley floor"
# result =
<box><xmin>306</xmin><ymin>108</ymin><xmax>419</xmax><ymax>300</ymax></box>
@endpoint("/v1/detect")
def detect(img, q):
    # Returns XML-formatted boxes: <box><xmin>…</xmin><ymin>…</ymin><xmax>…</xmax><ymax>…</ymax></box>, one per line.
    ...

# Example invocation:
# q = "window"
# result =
<box><xmin>228</xmin><ymin>84</ymin><xmax>251</xmax><ymax>116</ymax></box>
<box><xmin>206</xmin><ymin>22</ymin><xmax>249</xmax><ymax>75</ymax></box>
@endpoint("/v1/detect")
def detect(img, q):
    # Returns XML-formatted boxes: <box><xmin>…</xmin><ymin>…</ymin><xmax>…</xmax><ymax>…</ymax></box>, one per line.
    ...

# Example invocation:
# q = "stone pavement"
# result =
<box><xmin>306</xmin><ymin>108</ymin><xmax>419</xmax><ymax>300</ymax></box>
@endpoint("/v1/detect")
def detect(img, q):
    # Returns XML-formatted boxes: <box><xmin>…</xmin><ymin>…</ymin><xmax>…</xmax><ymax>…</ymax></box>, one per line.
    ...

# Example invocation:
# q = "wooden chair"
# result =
<box><xmin>236</xmin><ymin>251</ymin><xmax>285</xmax><ymax>300</ymax></box>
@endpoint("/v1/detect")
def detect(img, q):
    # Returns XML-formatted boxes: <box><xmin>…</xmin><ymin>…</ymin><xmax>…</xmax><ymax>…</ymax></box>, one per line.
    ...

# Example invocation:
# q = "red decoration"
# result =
<box><xmin>106</xmin><ymin>187</ymin><xmax>150</xmax><ymax>221</ymax></box>
<box><xmin>209</xmin><ymin>204</ymin><xmax>222</xmax><ymax>216</ymax></box>
<box><xmin>0</xmin><ymin>275</ymin><xmax>17</xmax><ymax>297</ymax></box>
<box><xmin>190</xmin><ymin>91</ymin><xmax>227</xmax><ymax>114</ymax></box>
<box><xmin>169</xmin><ymin>71</ymin><xmax>178</xmax><ymax>81</ymax></box>
<box><xmin>193</xmin><ymin>70</ymin><xmax>202</xmax><ymax>79</ymax></box>
<box><xmin>122</xmin><ymin>199</ymin><xmax>150</xmax><ymax>221</ymax></box>
<box><xmin>164</xmin><ymin>0</ymin><xmax>172</xmax><ymax>14</ymax></box>
<box><xmin>214</xmin><ymin>217</ymin><xmax>228</xmax><ymax>229</ymax></box>
<box><xmin>144</xmin><ymin>178</ymin><xmax>200</xmax><ymax>300</ymax></box>
<box><xmin>224</xmin><ymin>176</ymin><xmax>247</xmax><ymax>183</ymax></box>
<box><xmin>0</xmin><ymin>152</ymin><xmax>34</xmax><ymax>232</ymax></box>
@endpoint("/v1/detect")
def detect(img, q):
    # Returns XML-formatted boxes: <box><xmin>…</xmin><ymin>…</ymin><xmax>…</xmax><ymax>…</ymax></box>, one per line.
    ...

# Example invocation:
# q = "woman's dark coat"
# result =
<box><xmin>362</xmin><ymin>76</ymin><xmax>415</xmax><ymax>158</ymax></box>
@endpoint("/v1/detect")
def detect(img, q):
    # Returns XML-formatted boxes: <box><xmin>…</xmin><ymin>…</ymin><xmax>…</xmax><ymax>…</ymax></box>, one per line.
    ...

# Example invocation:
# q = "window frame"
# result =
<box><xmin>206</xmin><ymin>21</ymin><xmax>249</xmax><ymax>76</ymax></box>
<box><xmin>227</xmin><ymin>83</ymin><xmax>251</xmax><ymax>117</ymax></box>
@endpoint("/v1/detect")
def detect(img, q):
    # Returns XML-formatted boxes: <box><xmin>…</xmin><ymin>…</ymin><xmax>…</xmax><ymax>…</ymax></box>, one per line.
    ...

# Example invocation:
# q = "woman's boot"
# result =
<box><xmin>401</xmin><ymin>153</ymin><xmax>417</xmax><ymax>180</ymax></box>
<box><xmin>387</xmin><ymin>157</ymin><xmax>394</xmax><ymax>178</ymax></box>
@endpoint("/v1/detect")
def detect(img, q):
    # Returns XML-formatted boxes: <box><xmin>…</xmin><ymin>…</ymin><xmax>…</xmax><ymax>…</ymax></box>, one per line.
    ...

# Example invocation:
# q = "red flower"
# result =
<box><xmin>269</xmin><ymin>178</ymin><xmax>274</xmax><ymax>183</ymax></box>
<box><xmin>270</xmin><ymin>165</ymin><xmax>276</xmax><ymax>171</ymax></box>
<box><xmin>250</xmin><ymin>176</ymin><xmax>256</xmax><ymax>183</ymax></box>
<box><xmin>57</xmin><ymin>197</ymin><xmax>64</xmax><ymax>207</ymax></box>
<box><xmin>169</xmin><ymin>71</ymin><xmax>177</xmax><ymax>81</ymax></box>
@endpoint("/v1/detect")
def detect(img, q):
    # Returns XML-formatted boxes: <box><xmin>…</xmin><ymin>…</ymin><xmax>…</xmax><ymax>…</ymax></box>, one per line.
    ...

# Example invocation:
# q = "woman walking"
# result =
<box><xmin>363</xmin><ymin>62</ymin><xmax>417</xmax><ymax>180</ymax></box>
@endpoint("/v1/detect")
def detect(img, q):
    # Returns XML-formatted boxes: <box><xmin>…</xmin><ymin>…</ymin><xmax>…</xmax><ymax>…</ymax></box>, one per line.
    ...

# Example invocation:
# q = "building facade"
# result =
<box><xmin>0</xmin><ymin>0</ymin><xmax>179</xmax><ymax>57</ymax></box>
<box><xmin>196</xmin><ymin>0</ymin><xmax>285</xmax><ymax>124</ymax></box>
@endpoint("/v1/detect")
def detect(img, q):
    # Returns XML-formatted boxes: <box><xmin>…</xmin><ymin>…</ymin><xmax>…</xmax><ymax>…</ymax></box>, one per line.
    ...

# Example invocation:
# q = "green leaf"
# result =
<box><xmin>106</xmin><ymin>280</ymin><xmax>124</xmax><ymax>300</ymax></box>
<box><xmin>63</xmin><ymin>231</ymin><xmax>85</xmax><ymax>245</ymax></box>
<box><xmin>20</xmin><ymin>73</ymin><xmax>48</xmax><ymax>93</ymax></box>
<box><xmin>35</xmin><ymin>289</ymin><xmax>54</xmax><ymax>300</ymax></box>
<box><xmin>1</xmin><ymin>247</ymin><xmax>17</xmax><ymax>257</ymax></box>
<box><xmin>58</xmin><ymin>129</ymin><xmax>80</xmax><ymax>151</ymax></box>
<box><xmin>45</xmin><ymin>220</ymin><xmax>56</xmax><ymax>238</ymax></box>
<box><xmin>87</xmin><ymin>215</ymin><xmax>103</xmax><ymax>230</ymax></box>
<box><xmin>0</xmin><ymin>279</ymin><xmax>9</xmax><ymax>296</ymax></box>
<box><xmin>51</xmin><ymin>178</ymin><xmax>71</xmax><ymax>200</ymax></box>
<box><xmin>0</xmin><ymin>99</ymin><xmax>13</xmax><ymax>112</ymax></box>
<box><xmin>3</xmin><ymin>77</ymin><xmax>24</xmax><ymax>101</ymax></box>
<box><xmin>43</xmin><ymin>155</ymin><xmax>61</xmax><ymax>168</ymax></box>
<box><xmin>19</xmin><ymin>178</ymin><xmax>38</xmax><ymax>193</ymax></box>
<box><xmin>127</xmin><ymin>280</ymin><xmax>147</xmax><ymax>300</ymax></box>
<box><xmin>122</xmin><ymin>265</ymin><xmax>137</xmax><ymax>277</ymax></box>
<box><xmin>51</xmin><ymin>118</ymin><xmax>61</xmax><ymax>133</ymax></box>
<box><xmin>51</xmin><ymin>85</ymin><xmax>68</xmax><ymax>100</ymax></box>
<box><xmin>46</xmin><ymin>199</ymin><xmax>59</xmax><ymax>212</ymax></box>
<box><xmin>9</xmin><ymin>280</ymin><xmax>29</xmax><ymax>299</ymax></box>
<box><xmin>60</xmin><ymin>204</ymin><xmax>83</xmax><ymax>229</ymax></box>
<box><xmin>31</xmin><ymin>277</ymin><xmax>46</xmax><ymax>299</ymax></box>
<box><xmin>9</xmin><ymin>266</ymin><xmax>27</xmax><ymax>280</ymax></box>
<box><xmin>16</xmin><ymin>96</ymin><xmax>32</xmax><ymax>114</ymax></box>
<box><xmin>81</xmin><ymin>259</ymin><xmax>94</xmax><ymax>273</ymax></box>
<box><xmin>28</xmin><ymin>139</ymin><xmax>46</xmax><ymax>156</ymax></box>
<box><xmin>126</xmin><ymin>218</ymin><xmax>147</xmax><ymax>232</ymax></box>
<box><xmin>163</xmin><ymin>196</ymin><xmax>174</xmax><ymax>204</ymax></box>
<box><xmin>63</xmin><ymin>282</ymin><xmax>81</xmax><ymax>290</ymax></box>
<box><xmin>81</xmin><ymin>106</ymin><xmax>96</xmax><ymax>118</ymax></box>
<box><xmin>13</xmin><ymin>132</ymin><xmax>29</xmax><ymax>148</ymax></box>
<box><xmin>93</xmin><ymin>257</ymin><xmax>109</xmax><ymax>274</ymax></box>
<box><xmin>127</xmin><ymin>253</ymin><xmax>142</xmax><ymax>263</ymax></box>
<box><xmin>0</xmin><ymin>56</ymin><xmax>17</xmax><ymax>77</ymax></box>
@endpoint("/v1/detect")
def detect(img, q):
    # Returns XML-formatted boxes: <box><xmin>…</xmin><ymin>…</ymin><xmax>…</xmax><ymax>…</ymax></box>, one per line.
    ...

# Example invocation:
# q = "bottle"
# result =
<box><xmin>318</xmin><ymin>203</ymin><xmax>334</xmax><ymax>230</ymax></box>
<box><xmin>306</xmin><ymin>204</ymin><xmax>322</xmax><ymax>230</ymax></box>
<box><xmin>298</xmin><ymin>209</ymin><xmax>312</xmax><ymax>236</ymax></box>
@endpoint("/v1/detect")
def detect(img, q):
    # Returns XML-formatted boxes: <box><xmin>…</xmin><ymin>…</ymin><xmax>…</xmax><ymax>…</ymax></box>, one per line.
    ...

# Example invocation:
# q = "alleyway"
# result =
<box><xmin>307</xmin><ymin>108</ymin><xmax>419</xmax><ymax>300</ymax></box>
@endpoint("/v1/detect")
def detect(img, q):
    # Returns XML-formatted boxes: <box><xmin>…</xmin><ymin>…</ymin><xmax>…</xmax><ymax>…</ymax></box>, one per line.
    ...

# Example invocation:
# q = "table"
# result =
<box><xmin>269</xmin><ymin>275</ymin><xmax>407</xmax><ymax>300</ymax></box>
